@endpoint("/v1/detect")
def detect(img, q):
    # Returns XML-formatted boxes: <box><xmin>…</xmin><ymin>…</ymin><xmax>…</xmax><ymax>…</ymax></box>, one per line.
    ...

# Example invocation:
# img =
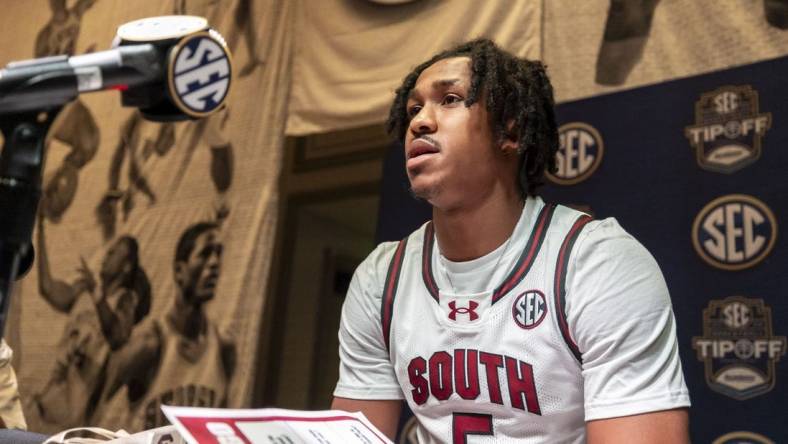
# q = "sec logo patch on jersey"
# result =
<box><xmin>692</xmin><ymin>194</ymin><xmax>777</xmax><ymax>271</ymax></box>
<box><xmin>512</xmin><ymin>290</ymin><xmax>547</xmax><ymax>330</ymax></box>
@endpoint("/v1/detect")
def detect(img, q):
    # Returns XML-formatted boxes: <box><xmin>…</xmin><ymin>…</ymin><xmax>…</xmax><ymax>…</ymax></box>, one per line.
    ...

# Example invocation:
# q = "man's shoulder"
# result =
<box><xmin>209</xmin><ymin>324</ymin><xmax>236</xmax><ymax>380</ymax></box>
<box><xmin>538</xmin><ymin>202</ymin><xmax>653</xmax><ymax>270</ymax></box>
<box><xmin>346</xmin><ymin>223</ymin><xmax>430</xmax><ymax>313</ymax></box>
<box><xmin>365</xmin><ymin>241</ymin><xmax>400</xmax><ymax>267</ymax></box>
<box><xmin>361</xmin><ymin>222</ymin><xmax>430</xmax><ymax>275</ymax></box>
<box><xmin>541</xmin><ymin>200</ymin><xmax>631</xmax><ymax>243</ymax></box>
<box><xmin>128</xmin><ymin>316</ymin><xmax>165</xmax><ymax>348</ymax></box>
<box><xmin>566</xmin><ymin>216</ymin><xmax>663</xmax><ymax>287</ymax></box>
<box><xmin>576</xmin><ymin>217</ymin><xmax>641</xmax><ymax>254</ymax></box>
<box><xmin>351</xmin><ymin>241</ymin><xmax>400</xmax><ymax>303</ymax></box>
<box><xmin>527</xmin><ymin>200</ymin><xmax>593</xmax><ymax>245</ymax></box>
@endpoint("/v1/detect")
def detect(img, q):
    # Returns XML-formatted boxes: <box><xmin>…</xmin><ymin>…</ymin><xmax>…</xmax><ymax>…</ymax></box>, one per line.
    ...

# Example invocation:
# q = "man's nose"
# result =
<box><xmin>409</xmin><ymin>105</ymin><xmax>436</xmax><ymax>135</ymax></box>
<box><xmin>207</xmin><ymin>250</ymin><xmax>222</xmax><ymax>269</ymax></box>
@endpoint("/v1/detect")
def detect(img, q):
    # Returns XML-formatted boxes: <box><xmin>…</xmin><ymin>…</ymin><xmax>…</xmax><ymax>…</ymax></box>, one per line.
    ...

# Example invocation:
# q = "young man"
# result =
<box><xmin>100</xmin><ymin>222</ymin><xmax>235</xmax><ymax>431</ymax></box>
<box><xmin>332</xmin><ymin>39</ymin><xmax>690</xmax><ymax>443</ymax></box>
<box><xmin>34</xmin><ymin>217</ymin><xmax>150</xmax><ymax>429</ymax></box>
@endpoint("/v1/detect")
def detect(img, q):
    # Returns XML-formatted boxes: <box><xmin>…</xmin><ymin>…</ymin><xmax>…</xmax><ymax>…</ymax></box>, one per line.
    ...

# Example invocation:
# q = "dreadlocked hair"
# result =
<box><xmin>386</xmin><ymin>38</ymin><xmax>558</xmax><ymax>197</ymax></box>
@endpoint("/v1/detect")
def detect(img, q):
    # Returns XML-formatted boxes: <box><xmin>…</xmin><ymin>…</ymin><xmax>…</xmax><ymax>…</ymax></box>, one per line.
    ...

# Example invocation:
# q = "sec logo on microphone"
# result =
<box><xmin>168</xmin><ymin>30</ymin><xmax>232</xmax><ymax>118</ymax></box>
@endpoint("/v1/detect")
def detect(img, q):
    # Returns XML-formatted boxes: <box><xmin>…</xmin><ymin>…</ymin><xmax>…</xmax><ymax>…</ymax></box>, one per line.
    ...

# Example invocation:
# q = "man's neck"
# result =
<box><xmin>432</xmin><ymin>188</ymin><xmax>524</xmax><ymax>262</ymax></box>
<box><xmin>168</xmin><ymin>295</ymin><xmax>206</xmax><ymax>340</ymax></box>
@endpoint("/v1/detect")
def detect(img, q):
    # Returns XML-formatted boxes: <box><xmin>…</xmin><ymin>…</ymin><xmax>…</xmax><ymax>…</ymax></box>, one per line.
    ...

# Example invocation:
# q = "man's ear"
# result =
<box><xmin>174</xmin><ymin>261</ymin><xmax>187</xmax><ymax>287</ymax></box>
<box><xmin>500</xmin><ymin>119</ymin><xmax>519</xmax><ymax>154</ymax></box>
<box><xmin>121</xmin><ymin>261</ymin><xmax>133</xmax><ymax>277</ymax></box>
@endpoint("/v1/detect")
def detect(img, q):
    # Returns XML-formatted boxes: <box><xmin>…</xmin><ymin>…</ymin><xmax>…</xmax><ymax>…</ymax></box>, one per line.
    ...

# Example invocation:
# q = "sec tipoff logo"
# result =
<box><xmin>546</xmin><ymin>122</ymin><xmax>604</xmax><ymax>185</ymax></box>
<box><xmin>512</xmin><ymin>290</ymin><xmax>547</xmax><ymax>330</ymax></box>
<box><xmin>692</xmin><ymin>296</ymin><xmax>786</xmax><ymax>400</ymax></box>
<box><xmin>685</xmin><ymin>85</ymin><xmax>771</xmax><ymax>173</ymax></box>
<box><xmin>692</xmin><ymin>194</ymin><xmax>777</xmax><ymax>271</ymax></box>
<box><xmin>712</xmin><ymin>431</ymin><xmax>775</xmax><ymax>444</ymax></box>
<box><xmin>168</xmin><ymin>30</ymin><xmax>232</xmax><ymax>118</ymax></box>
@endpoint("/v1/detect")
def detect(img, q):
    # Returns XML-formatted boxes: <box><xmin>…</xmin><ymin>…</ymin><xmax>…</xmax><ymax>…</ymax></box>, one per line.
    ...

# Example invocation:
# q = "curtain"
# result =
<box><xmin>544</xmin><ymin>0</ymin><xmax>788</xmax><ymax>102</ymax></box>
<box><xmin>0</xmin><ymin>0</ymin><xmax>293</xmax><ymax>433</ymax></box>
<box><xmin>286</xmin><ymin>0</ymin><xmax>542</xmax><ymax>136</ymax></box>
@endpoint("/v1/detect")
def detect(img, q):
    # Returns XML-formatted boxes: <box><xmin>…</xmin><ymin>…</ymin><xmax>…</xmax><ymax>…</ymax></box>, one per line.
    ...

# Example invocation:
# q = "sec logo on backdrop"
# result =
<box><xmin>547</xmin><ymin>122</ymin><xmax>604</xmax><ymax>185</ymax></box>
<box><xmin>712</xmin><ymin>431</ymin><xmax>774</xmax><ymax>444</ymax></box>
<box><xmin>692</xmin><ymin>194</ymin><xmax>777</xmax><ymax>271</ymax></box>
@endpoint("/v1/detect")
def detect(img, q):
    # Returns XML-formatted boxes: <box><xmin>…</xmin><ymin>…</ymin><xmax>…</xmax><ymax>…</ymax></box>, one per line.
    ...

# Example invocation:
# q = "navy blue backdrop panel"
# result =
<box><xmin>376</xmin><ymin>56</ymin><xmax>788</xmax><ymax>444</ymax></box>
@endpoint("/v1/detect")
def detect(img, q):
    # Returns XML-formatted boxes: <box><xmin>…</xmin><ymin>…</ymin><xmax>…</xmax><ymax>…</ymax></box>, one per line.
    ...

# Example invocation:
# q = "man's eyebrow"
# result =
<box><xmin>408</xmin><ymin>78</ymin><xmax>462</xmax><ymax>99</ymax></box>
<box><xmin>432</xmin><ymin>78</ymin><xmax>460</xmax><ymax>88</ymax></box>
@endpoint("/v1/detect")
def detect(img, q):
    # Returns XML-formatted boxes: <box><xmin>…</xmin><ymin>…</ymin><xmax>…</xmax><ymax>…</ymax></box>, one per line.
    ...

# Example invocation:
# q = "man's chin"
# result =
<box><xmin>408</xmin><ymin>180</ymin><xmax>440</xmax><ymax>203</ymax></box>
<box><xmin>192</xmin><ymin>290</ymin><xmax>216</xmax><ymax>304</ymax></box>
<box><xmin>409</xmin><ymin>186</ymin><xmax>427</xmax><ymax>200</ymax></box>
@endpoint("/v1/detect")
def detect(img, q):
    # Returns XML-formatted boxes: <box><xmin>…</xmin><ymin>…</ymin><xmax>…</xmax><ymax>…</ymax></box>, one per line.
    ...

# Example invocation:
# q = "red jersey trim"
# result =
<box><xmin>491</xmin><ymin>203</ymin><xmax>556</xmax><ymax>304</ymax></box>
<box><xmin>553</xmin><ymin>214</ymin><xmax>592</xmax><ymax>364</ymax></box>
<box><xmin>421</xmin><ymin>222</ymin><xmax>441</xmax><ymax>302</ymax></box>
<box><xmin>420</xmin><ymin>204</ymin><xmax>556</xmax><ymax>305</ymax></box>
<box><xmin>382</xmin><ymin>237</ymin><xmax>409</xmax><ymax>352</ymax></box>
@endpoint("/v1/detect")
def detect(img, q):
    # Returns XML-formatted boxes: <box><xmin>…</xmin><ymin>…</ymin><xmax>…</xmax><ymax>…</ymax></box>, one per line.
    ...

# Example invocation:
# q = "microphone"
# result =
<box><xmin>0</xmin><ymin>16</ymin><xmax>234</xmax><ymax>342</ymax></box>
<box><xmin>0</xmin><ymin>15</ymin><xmax>232</xmax><ymax>283</ymax></box>
<box><xmin>0</xmin><ymin>15</ymin><xmax>232</xmax><ymax>121</ymax></box>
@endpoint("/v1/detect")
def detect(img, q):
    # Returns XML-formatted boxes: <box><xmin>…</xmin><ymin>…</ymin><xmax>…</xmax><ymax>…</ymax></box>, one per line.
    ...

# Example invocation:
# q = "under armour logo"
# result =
<box><xmin>448</xmin><ymin>300</ymin><xmax>479</xmax><ymax>321</ymax></box>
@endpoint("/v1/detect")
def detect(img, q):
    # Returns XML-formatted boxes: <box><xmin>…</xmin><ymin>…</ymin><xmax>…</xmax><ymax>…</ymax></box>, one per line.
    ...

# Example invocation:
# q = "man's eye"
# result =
<box><xmin>442</xmin><ymin>94</ymin><xmax>462</xmax><ymax>105</ymax></box>
<box><xmin>407</xmin><ymin>105</ymin><xmax>422</xmax><ymax>117</ymax></box>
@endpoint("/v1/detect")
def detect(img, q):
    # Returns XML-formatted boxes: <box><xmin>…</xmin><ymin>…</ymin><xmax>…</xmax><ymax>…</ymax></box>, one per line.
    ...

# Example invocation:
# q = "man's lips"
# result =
<box><xmin>203</xmin><ymin>273</ymin><xmax>220</xmax><ymax>289</ymax></box>
<box><xmin>407</xmin><ymin>138</ymin><xmax>440</xmax><ymax>159</ymax></box>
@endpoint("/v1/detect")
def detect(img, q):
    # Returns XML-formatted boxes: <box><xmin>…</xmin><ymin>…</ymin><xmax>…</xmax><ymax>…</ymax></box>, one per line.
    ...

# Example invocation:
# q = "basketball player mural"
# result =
<box><xmin>36</xmin><ymin>0</ymin><xmax>100</xmax><ymax>223</ymax></box>
<box><xmin>101</xmin><ymin>221</ymin><xmax>235</xmax><ymax>432</ymax></box>
<box><xmin>33</xmin><ymin>213</ymin><xmax>151</xmax><ymax>429</ymax></box>
<box><xmin>595</xmin><ymin>0</ymin><xmax>661</xmax><ymax>85</ymax></box>
<box><xmin>96</xmin><ymin>0</ymin><xmax>252</xmax><ymax>239</ymax></box>
<box><xmin>94</xmin><ymin>107</ymin><xmax>233</xmax><ymax>240</ymax></box>
<box><xmin>332</xmin><ymin>39</ymin><xmax>691</xmax><ymax>443</ymax></box>
<box><xmin>96</xmin><ymin>113</ymin><xmax>176</xmax><ymax>240</ymax></box>
<box><xmin>595</xmin><ymin>0</ymin><xmax>788</xmax><ymax>85</ymax></box>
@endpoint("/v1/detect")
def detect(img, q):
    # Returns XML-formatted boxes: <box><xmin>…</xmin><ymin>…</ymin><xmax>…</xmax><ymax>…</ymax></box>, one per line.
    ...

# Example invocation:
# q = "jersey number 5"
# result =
<box><xmin>452</xmin><ymin>413</ymin><xmax>493</xmax><ymax>443</ymax></box>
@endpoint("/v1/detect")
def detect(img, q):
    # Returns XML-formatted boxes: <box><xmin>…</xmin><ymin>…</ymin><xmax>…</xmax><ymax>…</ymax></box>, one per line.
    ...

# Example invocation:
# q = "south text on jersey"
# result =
<box><xmin>407</xmin><ymin>349</ymin><xmax>541</xmax><ymax>414</ymax></box>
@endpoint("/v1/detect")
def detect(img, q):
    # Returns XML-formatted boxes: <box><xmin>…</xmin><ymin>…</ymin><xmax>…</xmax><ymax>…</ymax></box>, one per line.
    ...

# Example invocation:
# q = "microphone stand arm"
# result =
<box><xmin>0</xmin><ymin>45</ymin><xmax>163</xmax><ymax>341</ymax></box>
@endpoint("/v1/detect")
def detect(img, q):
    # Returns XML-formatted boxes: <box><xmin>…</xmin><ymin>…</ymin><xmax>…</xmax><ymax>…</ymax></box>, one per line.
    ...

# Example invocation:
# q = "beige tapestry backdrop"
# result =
<box><xmin>285</xmin><ymin>0</ymin><xmax>542</xmax><ymax>136</ymax></box>
<box><xmin>287</xmin><ymin>0</ymin><xmax>788</xmax><ymax>136</ymax></box>
<box><xmin>544</xmin><ymin>0</ymin><xmax>788</xmax><ymax>102</ymax></box>
<box><xmin>0</xmin><ymin>0</ymin><xmax>293</xmax><ymax>434</ymax></box>
<box><xmin>3</xmin><ymin>0</ymin><xmax>787</xmax><ymax>436</ymax></box>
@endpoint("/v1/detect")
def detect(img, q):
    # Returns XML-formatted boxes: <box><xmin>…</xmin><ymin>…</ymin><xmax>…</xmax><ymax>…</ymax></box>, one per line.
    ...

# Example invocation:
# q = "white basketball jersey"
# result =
<box><xmin>381</xmin><ymin>201</ymin><xmax>590</xmax><ymax>443</ymax></box>
<box><xmin>128</xmin><ymin>318</ymin><xmax>229</xmax><ymax>432</ymax></box>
